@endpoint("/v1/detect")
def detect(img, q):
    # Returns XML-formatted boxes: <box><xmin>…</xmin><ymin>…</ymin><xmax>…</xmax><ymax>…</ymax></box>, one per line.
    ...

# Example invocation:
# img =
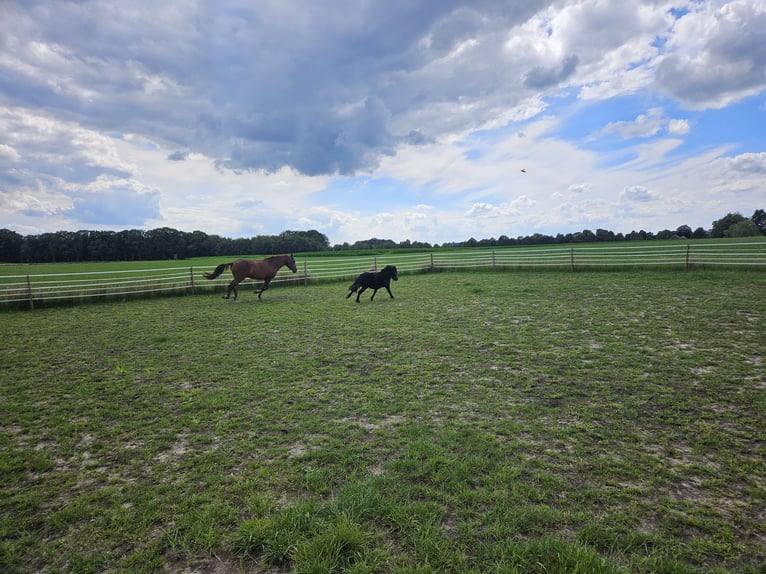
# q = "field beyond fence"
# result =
<box><xmin>2</xmin><ymin>240</ymin><xmax>766</xmax><ymax>308</ymax></box>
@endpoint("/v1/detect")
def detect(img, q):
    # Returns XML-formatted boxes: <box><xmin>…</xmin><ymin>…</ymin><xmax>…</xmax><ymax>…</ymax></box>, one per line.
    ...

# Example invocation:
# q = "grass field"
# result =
<box><xmin>1</xmin><ymin>269</ymin><xmax>765</xmax><ymax>573</ymax></box>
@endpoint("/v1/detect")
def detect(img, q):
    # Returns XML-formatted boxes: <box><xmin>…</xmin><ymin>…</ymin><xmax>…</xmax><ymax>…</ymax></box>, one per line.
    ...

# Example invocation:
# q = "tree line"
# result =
<box><xmin>0</xmin><ymin>229</ymin><xmax>331</xmax><ymax>264</ymax></box>
<box><xmin>0</xmin><ymin>210</ymin><xmax>763</xmax><ymax>263</ymax></box>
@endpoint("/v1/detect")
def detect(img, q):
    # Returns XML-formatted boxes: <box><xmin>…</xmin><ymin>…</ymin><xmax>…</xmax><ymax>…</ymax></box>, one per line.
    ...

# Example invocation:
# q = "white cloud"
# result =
<box><xmin>602</xmin><ymin>108</ymin><xmax>665</xmax><ymax>139</ymax></box>
<box><xmin>0</xmin><ymin>1</ymin><xmax>764</xmax><ymax>244</ymax></box>
<box><xmin>667</xmin><ymin>118</ymin><xmax>690</xmax><ymax>135</ymax></box>
<box><xmin>621</xmin><ymin>185</ymin><xmax>658</xmax><ymax>202</ymax></box>
<box><xmin>714</xmin><ymin>152</ymin><xmax>766</xmax><ymax>174</ymax></box>
<box><xmin>655</xmin><ymin>0</ymin><xmax>766</xmax><ymax>109</ymax></box>
<box><xmin>570</xmin><ymin>183</ymin><xmax>592</xmax><ymax>194</ymax></box>
<box><xmin>0</xmin><ymin>143</ymin><xmax>21</xmax><ymax>162</ymax></box>
<box><xmin>599</xmin><ymin>108</ymin><xmax>693</xmax><ymax>140</ymax></box>
<box><xmin>466</xmin><ymin>202</ymin><xmax>503</xmax><ymax>218</ymax></box>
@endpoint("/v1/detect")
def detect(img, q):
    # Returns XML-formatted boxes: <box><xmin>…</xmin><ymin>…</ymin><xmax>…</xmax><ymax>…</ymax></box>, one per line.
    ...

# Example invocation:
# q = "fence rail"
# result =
<box><xmin>2</xmin><ymin>242</ymin><xmax>765</xmax><ymax>308</ymax></box>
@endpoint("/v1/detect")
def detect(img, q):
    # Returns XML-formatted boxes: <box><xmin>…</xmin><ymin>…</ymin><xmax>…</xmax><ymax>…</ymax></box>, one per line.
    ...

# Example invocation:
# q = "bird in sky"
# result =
<box><xmin>520</xmin><ymin>169</ymin><xmax>526</xmax><ymax>173</ymax></box>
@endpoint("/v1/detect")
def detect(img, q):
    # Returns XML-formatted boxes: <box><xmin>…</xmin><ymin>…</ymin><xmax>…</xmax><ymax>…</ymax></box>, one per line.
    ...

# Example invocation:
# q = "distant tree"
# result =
<box><xmin>186</xmin><ymin>230</ymin><xmax>212</xmax><ymax>258</ymax></box>
<box><xmin>0</xmin><ymin>228</ymin><xmax>23</xmax><ymax>262</ymax></box>
<box><xmin>726</xmin><ymin>220</ymin><xmax>760</xmax><ymax>237</ymax></box>
<box><xmin>596</xmin><ymin>228</ymin><xmax>615</xmax><ymax>241</ymax></box>
<box><xmin>87</xmin><ymin>230</ymin><xmax>117</xmax><ymax>261</ymax></box>
<box><xmin>692</xmin><ymin>227</ymin><xmax>709</xmax><ymax>239</ymax></box>
<box><xmin>527</xmin><ymin>233</ymin><xmax>553</xmax><ymax>244</ymax></box>
<box><xmin>274</xmin><ymin>230</ymin><xmax>330</xmax><ymax>253</ymax></box>
<box><xmin>656</xmin><ymin>229</ymin><xmax>674</xmax><ymax>240</ymax></box>
<box><xmin>151</xmin><ymin>227</ymin><xmax>189</xmax><ymax>259</ymax></box>
<box><xmin>751</xmin><ymin>209</ymin><xmax>766</xmax><ymax>234</ymax></box>
<box><xmin>306</xmin><ymin>229</ymin><xmax>331</xmax><ymax>251</ymax></box>
<box><xmin>114</xmin><ymin>229</ymin><xmax>147</xmax><ymax>260</ymax></box>
<box><xmin>675</xmin><ymin>225</ymin><xmax>692</xmax><ymax>238</ymax></box>
<box><xmin>572</xmin><ymin>229</ymin><xmax>596</xmax><ymax>242</ymax></box>
<box><xmin>711</xmin><ymin>212</ymin><xmax>747</xmax><ymax>238</ymax></box>
<box><xmin>347</xmin><ymin>237</ymin><xmax>398</xmax><ymax>250</ymax></box>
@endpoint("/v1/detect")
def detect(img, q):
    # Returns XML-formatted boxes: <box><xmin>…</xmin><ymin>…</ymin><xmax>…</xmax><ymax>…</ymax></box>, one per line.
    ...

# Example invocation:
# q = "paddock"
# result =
<box><xmin>2</xmin><ymin>270</ymin><xmax>764</xmax><ymax>573</ymax></box>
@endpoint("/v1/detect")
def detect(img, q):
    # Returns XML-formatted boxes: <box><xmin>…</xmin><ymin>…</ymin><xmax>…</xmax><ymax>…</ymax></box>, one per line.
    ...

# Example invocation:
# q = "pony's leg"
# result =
<box><xmin>370</xmin><ymin>288</ymin><xmax>379</xmax><ymax>301</ymax></box>
<box><xmin>356</xmin><ymin>286</ymin><xmax>367</xmax><ymax>302</ymax></box>
<box><xmin>384</xmin><ymin>285</ymin><xmax>394</xmax><ymax>299</ymax></box>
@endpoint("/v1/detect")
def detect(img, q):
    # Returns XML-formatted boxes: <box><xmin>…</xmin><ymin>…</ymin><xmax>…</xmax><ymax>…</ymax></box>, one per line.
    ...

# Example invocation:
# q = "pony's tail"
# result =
<box><xmin>346</xmin><ymin>279</ymin><xmax>360</xmax><ymax>298</ymax></box>
<box><xmin>203</xmin><ymin>263</ymin><xmax>231</xmax><ymax>280</ymax></box>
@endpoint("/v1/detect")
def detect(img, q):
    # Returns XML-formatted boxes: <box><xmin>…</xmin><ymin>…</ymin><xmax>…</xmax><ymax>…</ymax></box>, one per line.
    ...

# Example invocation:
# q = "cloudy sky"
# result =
<box><xmin>1</xmin><ymin>0</ymin><xmax>765</xmax><ymax>245</ymax></box>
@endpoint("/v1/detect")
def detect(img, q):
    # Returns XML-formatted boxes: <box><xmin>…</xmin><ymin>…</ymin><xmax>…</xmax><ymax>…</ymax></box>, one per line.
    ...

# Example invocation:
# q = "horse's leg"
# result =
<box><xmin>256</xmin><ymin>278</ymin><xmax>272</xmax><ymax>301</ymax></box>
<box><xmin>226</xmin><ymin>278</ymin><xmax>242</xmax><ymax>299</ymax></box>
<box><xmin>356</xmin><ymin>286</ymin><xmax>367</xmax><ymax>302</ymax></box>
<box><xmin>384</xmin><ymin>284</ymin><xmax>394</xmax><ymax>299</ymax></box>
<box><xmin>370</xmin><ymin>288</ymin><xmax>379</xmax><ymax>301</ymax></box>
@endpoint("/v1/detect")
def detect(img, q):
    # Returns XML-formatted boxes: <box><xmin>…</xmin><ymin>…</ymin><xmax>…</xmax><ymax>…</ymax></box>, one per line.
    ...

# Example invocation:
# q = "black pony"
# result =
<box><xmin>346</xmin><ymin>265</ymin><xmax>398</xmax><ymax>303</ymax></box>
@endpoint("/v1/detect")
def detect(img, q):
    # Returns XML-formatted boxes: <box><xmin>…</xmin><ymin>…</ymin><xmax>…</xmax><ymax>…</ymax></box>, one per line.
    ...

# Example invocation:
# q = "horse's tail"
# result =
<box><xmin>346</xmin><ymin>277</ymin><xmax>361</xmax><ymax>298</ymax></box>
<box><xmin>203</xmin><ymin>263</ymin><xmax>231</xmax><ymax>280</ymax></box>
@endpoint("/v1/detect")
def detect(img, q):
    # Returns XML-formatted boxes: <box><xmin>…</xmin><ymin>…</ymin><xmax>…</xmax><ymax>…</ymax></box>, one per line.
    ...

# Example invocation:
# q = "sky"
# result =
<box><xmin>1</xmin><ymin>0</ymin><xmax>765</xmax><ymax>246</ymax></box>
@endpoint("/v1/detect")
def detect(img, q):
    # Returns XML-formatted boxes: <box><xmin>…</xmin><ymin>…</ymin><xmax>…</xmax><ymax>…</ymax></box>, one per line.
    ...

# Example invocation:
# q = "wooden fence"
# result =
<box><xmin>2</xmin><ymin>242</ymin><xmax>765</xmax><ymax>308</ymax></box>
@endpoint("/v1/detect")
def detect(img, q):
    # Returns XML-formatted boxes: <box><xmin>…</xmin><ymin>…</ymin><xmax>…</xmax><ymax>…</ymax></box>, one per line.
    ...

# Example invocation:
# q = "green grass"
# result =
<box><xmin>1</xmin><ymin>269</ymin><xmax>765</xmax><ymax>573</ymax></box>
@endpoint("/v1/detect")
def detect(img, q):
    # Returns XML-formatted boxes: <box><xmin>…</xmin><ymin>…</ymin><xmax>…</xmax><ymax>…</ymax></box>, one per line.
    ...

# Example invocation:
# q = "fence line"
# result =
<box><xmin>2</xmin><ymin>242</ymin><xmax>765</xmax><ymax>308</ymax></box>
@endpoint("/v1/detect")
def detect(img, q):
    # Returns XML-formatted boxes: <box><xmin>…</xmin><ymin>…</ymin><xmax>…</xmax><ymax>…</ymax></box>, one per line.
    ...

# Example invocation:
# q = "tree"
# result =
<box><xmin>692</xmin><ymin>227</ymin><xmax>709</xmax><ymax>239</ymax></box>
<box><xmin>572</xmin><ymin>229</ymin><xmax>596</xmax><ymax>242</ymax></box>
<box><xmin>114</xmin><ymin>229</ymin><xmax>147</xmax><ymax>260</ymax></box>
<box><xmin>726</xmin><ymin>220</ymin><xmax>760</xmax><ymax>237</ymax></box>
<box><xmin>675</xmin><ymin>225</ymin><xmax>692</xmax><ymax>239</ymax></box>
<box><xmin>711</xmin><ymin>213</ymin><xmax>747</xmax><ymax>238</ymax></box>
<box><xmin>0</xmin><ymin>228</ymin><xmax>23</xmax><ymax>263</ymax></box>
<box><xmin>751</xmin><ymin>209</ymin><xmax>766</xmax><ymax>235</ymax></box>
<box><xmin>186</xmin><ymin>230</ymin><xmax>212</xmax><ymax>258</ymax></box>
<box><xmin>596</xmin><ymin>228</ymin><xmax>615</xmax><ymax>241</ymax></box>
<box><xmin>656</xmin><ymin>229</ymin><xmax>674</xmax><ymax>240</ymax></box>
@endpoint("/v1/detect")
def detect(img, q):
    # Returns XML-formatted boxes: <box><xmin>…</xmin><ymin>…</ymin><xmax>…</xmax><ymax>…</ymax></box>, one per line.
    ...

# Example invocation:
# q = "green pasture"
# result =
<box><xmin>1</xmin><ymin>235</ymin><xmax>765</xmax><ymax>276</ymax></box>
<box><xmin>1</xmin><ymin>269</ymin><xmax>765</xmax><ymax>573</ymax></box>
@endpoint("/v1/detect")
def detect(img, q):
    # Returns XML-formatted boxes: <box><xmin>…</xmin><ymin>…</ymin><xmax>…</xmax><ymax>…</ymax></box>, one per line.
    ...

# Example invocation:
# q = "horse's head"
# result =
<box><xmin>387</xmin><ymin>265</ymin><xmax>398</xmax><ymax>281</ymax></box>
<box><xmin>287</xmin><ymin>253</ymin><xmax>298</xmax><ymax>273</ymax></box>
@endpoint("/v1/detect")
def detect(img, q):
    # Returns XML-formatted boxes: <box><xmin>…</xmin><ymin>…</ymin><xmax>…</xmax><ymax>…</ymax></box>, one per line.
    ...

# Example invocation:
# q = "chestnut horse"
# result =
<box><xmin>203</xmin><ymin>254</ymin><xmax>297</xmax><ymax>300</ymax></box>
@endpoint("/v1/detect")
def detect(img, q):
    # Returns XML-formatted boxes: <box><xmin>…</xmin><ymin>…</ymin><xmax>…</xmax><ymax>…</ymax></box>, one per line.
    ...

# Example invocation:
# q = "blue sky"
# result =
<box><xmin>1</xmin><ymin>0</ymin><xmax>765</xmax><ymax>245</ymax></box>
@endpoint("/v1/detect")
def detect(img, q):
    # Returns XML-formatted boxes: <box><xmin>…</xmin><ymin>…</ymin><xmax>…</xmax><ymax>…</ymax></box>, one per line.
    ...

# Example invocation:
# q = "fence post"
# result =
<box><xmin>685</xmin><ymin>244</ymin><xmax>691</xmax><ymax>271</ymax></box>
<box><xmin>26</xmin><ymin>275</ymin><xmax>34</xmax><ymax>310</ymax></box>
<box><xmin>570</xmin><ymin>248</ymin><xmax>575</xmax><ymax>272</ymax></box>
<box><xmin>373</xmin><ymin>257</ymin><xmax>377</xmax><ymax>271</ymax></box>
<box><xmin>303</xmin><ymin>262</ymin><xmax>308</xmax><ymax>286</ymax></box>
<box><xmin>189</xmin><ymin>267</ymin><xmax>196</xmax><ymax>294</ymax></box>
<box><xmin>430</xmin><ymin>253</ymin><xmax>435</xmax><ymax>272</ymax></box>
<box><xmin>492</xmin><ymin>251</ymin><xmax>496</xmax><ymax>271</ymax></box>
